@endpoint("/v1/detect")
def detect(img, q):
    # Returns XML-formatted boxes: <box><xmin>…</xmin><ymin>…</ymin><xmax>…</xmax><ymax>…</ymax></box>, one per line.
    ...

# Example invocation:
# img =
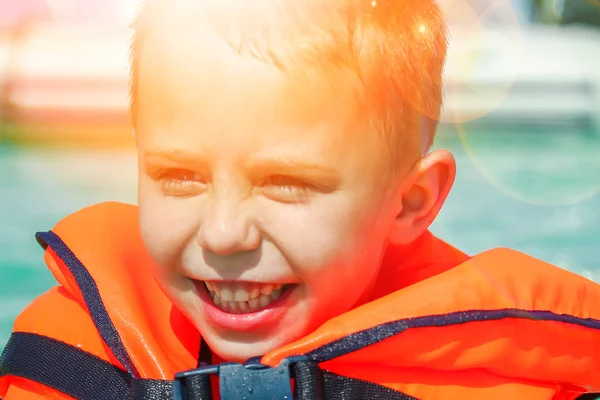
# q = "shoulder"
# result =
<box><xmin>48</xmin><ymin>201</ymin><xmax>139</xmax><ymax>239</ymax></box>
<box><xmin>0</xmin><ymin>287</ymin><xmax>116</xmax><ymax>400</ymax></box>
<box><xmin>462</xmin><ymin>247</ymin><xmax>600</xmax><ymax>317</ymax></box>
<box><xmin>12</xmin><ymin>287</ymin><xmax>115</xmax><ymax>361</ymax></box>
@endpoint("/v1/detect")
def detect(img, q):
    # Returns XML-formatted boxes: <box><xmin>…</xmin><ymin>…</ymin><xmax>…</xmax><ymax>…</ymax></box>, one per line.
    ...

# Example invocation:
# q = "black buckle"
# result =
<box><xmin>173</xmin><ymin>355</ymin><xmax>310</xmax><ymax>400</ymax></box>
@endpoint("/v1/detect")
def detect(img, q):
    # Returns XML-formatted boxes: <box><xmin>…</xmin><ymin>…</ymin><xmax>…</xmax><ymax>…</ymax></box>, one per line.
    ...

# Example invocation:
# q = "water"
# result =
<box><xmin>1</xmin><ymin>127</ymin><xmax>599</xmax><ymax>349</ymax></box>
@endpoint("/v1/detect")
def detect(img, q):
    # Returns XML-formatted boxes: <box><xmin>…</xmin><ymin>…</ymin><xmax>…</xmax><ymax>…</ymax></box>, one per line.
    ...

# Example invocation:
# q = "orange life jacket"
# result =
<box><xmin>1</xmin><ymin>202</ymin><xmax>599</xmax><ymax>400</ymax></box>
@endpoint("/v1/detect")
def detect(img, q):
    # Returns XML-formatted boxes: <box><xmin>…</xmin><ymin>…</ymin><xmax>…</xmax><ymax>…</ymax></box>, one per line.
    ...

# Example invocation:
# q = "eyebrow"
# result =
<box><xmin>142</xmin><ymin>149</ymin><xmax>212</xmax><ymax>172</ymax></box>
<box><xmin>143</xmin><ymin>149</ymin><xmax>206</xmax><ymax>163</ymax></box>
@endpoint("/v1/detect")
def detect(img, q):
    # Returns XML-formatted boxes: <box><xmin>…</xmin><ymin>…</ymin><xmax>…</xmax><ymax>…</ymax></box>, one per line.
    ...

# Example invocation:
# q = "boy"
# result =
<box><xmin>1</xmin><ymin>0</ymin><xmax>599</xmax><ymax>399</ymax></box>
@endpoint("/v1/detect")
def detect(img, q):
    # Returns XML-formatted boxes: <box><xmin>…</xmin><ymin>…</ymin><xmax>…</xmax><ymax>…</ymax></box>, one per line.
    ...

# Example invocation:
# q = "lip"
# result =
<box><xmin>195</xmin><ymin>281</ymin><xmax>298</xmax><ymax>332</ymax></box>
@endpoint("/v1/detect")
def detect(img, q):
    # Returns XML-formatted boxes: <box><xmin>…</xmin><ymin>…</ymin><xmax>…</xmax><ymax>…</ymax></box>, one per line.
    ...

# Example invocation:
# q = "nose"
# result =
<box><xmin>196</xmin><ymin>193</ymin><xmax>261</xmax><ymax>256</ymax></box>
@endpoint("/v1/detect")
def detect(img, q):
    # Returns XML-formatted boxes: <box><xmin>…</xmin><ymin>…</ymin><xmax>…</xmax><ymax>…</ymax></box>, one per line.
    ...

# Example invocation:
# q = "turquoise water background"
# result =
<box><xmin>1</xmin><ymin>126</ymin><xmax>599</xmax><ymax>349</ymax></box>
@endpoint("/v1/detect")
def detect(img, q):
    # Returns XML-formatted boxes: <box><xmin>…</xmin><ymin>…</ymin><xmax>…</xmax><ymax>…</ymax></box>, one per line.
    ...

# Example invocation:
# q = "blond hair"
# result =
<box><xmin>130</xmin><ymin>0</ymin><xmax>447</xmax><ymax>160</ymax></box>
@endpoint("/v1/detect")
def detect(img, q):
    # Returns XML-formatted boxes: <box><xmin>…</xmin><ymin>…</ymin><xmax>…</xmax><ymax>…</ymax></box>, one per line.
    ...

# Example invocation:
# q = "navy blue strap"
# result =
<box><xmin>35</xmin><ymin>230</ymin><xmax>140</xmax><ymax>378</ymax></box>
<box><xmin>130</xmin><ymin>379</ymin><xmax>174</xmax><ymax>399</ymax></box>
<box><xmin>320</xmin><ymin>370</ymin><xmax>416</xmax><ymax>400</ymax></box>
<box><xmin>198</xmin><ymin>339</ymin><xmax>212</xmax><ymax>367</ymax></box>
<box><xmin>0</xmin><ymin>332</ymin><xmax>131</xmax><ymax>400</ymax></box>
<box><xmin>306</xmin><ymin>308</ymin><xmax>600</xmax><ymax>362</ymax></box>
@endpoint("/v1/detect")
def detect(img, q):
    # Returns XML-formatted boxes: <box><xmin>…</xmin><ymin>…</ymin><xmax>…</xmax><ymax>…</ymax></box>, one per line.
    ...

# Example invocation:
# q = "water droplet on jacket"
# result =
<box><xmin>248</xmin><ymin>387</ymin><xmax>253</xmax><ymax>393</ymax></box>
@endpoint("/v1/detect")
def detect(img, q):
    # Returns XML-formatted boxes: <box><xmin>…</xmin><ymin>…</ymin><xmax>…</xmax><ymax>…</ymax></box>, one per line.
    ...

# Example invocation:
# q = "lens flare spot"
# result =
<box><xmin>439</xmin><ymin>0</ymin><xmax>524</xmax><ymax>124</ymax></box>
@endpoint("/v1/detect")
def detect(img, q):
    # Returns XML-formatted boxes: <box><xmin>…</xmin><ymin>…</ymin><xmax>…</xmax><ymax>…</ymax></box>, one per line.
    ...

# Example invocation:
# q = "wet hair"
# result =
<box><xmin>130</xmin><ymin>0</ymin><xmax>447</xmax><ymax>161</ymax></box>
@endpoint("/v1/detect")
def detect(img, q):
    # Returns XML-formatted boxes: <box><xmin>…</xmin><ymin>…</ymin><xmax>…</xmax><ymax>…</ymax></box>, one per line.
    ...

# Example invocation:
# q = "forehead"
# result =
<box><xmin>138</xmin><ymin>22</ymin><xmax>371</xmax><ymax>141</ymax></box>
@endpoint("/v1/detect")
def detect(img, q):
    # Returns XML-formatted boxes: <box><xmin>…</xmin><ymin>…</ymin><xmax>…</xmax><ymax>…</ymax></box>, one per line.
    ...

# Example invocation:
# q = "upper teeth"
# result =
<box><xmin>204</xmin><ymin>282</ymin><xmax>286</xmax><ymax>314</ymax></box>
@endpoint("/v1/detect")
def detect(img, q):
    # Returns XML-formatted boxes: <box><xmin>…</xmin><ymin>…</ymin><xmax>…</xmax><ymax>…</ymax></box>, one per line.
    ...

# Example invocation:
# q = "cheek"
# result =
<box><xmin>138</xmin><ymin>182</ymin><xmax>201</xmax><ymax>271</ymax></box>
<box><xmin>263</xmin><ymin>192</ymin><xmax>390</xmax><ymax>283</ymax></box>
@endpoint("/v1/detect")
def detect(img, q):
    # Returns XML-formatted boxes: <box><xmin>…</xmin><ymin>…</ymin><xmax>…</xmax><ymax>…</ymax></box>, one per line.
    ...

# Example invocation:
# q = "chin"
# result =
<box><xmin>199</xmin><ymin>316</ymin><xmax>311</xmax><ymax>363</ymax></box>
<box><xmin>206</xmin><ymin>334</ymin><xmax>288</xmax><ymax>363</ymax></box>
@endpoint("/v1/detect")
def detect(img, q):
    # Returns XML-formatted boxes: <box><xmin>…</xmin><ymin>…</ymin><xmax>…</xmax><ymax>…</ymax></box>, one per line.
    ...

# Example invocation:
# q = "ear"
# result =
<box><xmin>387</xmin><ymin>149</ymin><xmax>456</xmax><ymax>245</ymax></box>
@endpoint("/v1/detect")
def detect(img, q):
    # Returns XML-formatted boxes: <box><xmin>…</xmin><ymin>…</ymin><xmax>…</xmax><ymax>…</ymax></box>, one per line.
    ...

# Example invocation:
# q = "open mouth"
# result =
<box><xmin>202</xmin><ymin>281</ymin><xmax>297</xmax><ymax>314</ymax></box>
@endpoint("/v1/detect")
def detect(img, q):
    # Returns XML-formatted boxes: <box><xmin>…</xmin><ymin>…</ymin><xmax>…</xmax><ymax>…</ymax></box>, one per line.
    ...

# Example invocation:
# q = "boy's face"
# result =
<box><xmin>135</xmin><ymin>26</ymin><xmax>406</xmax><ymax>362</ymax></box>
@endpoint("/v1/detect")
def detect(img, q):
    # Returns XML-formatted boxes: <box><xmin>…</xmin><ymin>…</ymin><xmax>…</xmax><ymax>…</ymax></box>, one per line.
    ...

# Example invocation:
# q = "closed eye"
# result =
<box><xmin>259</xmin><ymin>175</ymin><xmax>312</xmax><ymax>203</ymax></box>
<box><xmin>151</xmin><ymin>168</ymin><xmax>207</xmax><ymax>197</ymax></box>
